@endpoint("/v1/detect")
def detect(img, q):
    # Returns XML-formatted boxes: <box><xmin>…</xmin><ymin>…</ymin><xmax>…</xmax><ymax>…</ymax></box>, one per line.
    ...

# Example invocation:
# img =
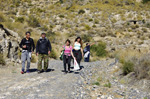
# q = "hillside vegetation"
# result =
<box><xmin>0</xmin><ymin>0</ymin><xmax>150</xmax><ymax>80</ymax></box>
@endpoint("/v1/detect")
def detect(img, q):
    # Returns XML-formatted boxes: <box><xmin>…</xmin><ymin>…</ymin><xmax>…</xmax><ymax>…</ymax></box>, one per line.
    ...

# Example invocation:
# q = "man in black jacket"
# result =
<box><xmin>36</xmin><ymin>33</ymin><xmax>52</xmax><ymax>73</ymax></box>
<box><xmin>19</xmin><ymin>31</ymin><xmax>35</xmax><ymax>74</ymax></box>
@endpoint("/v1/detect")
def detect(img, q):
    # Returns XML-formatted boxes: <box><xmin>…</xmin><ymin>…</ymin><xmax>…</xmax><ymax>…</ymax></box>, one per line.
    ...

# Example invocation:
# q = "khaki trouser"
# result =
<box><xmin>38</xmin><ymin>54</ymin><xmax>49</xmax><ymax>71</ymax></box>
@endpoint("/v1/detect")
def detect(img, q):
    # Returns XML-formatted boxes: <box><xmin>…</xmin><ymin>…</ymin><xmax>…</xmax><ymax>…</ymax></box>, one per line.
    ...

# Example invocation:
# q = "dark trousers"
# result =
<box><xmin>84</xmin><ymin>54</ymin><xmax>90</xmax><ymax>62</ymax></box>
<box><xmin>73</xmin><ymin>50</ymin><xmax>82</xmax><ymax>66</ymax></box>
<box><xmin>63</xmin><ymin>55</ymin><xmax>71</xmax><ymax>72</ymax></box>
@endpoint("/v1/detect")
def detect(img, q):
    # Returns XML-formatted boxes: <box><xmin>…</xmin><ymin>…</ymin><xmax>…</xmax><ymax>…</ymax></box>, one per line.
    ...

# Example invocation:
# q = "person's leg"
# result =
<box><xmin>68</xmin><ymin>56</ymin><xmax>71</xmax><ymax>72</ymax></box>
<box><xmin>63</xmin><ymin>55</ymin><xmax>67</xmax><ymax>72</ymax></box>
<box><xmin>21</xmin><ymin>51</ymin><xmax>27</xmax><ymax>73</ymax></box>
<box><xmin>44</xmin><ymin>54</ymin><xmax>49</xmax><ymax>71</ymax></box>
<box><xmin>87</xmin><ymin>54</ymin><xmax>90</xmax><ymax>62</ymax></box>
<box><xmin>77</xmin><ymin>51</ymin><xmax>82</xmax><ymax>66</ymax></box>
<box><xmin>38</xmin><ymin>54</ymin><xmax>43</xmax><ymax>72</ymax></box>
<box><xmin>26</xmin><ymin>52</ymin><xmax>31</xmax><ymax>72</ymax></box>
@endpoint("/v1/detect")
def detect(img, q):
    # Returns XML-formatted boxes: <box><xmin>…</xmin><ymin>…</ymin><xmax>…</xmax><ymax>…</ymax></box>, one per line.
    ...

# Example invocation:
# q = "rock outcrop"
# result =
<box><xmin>0</xmin><ymin>24</ymin><xmax>21</xmax><ymax>65</ymax></box>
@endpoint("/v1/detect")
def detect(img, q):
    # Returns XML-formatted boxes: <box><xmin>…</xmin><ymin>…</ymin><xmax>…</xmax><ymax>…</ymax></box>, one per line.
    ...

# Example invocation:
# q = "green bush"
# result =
<box><xmin>0</xmin><ymin>53</ymin><xmax>5</xmax><ymax>65</ymax></box>
<box><xmin>59</xmin><ymin>15</ymin><xmax>65</xmax><ymax>18</ymax></box>
<box><xmin>123</xmin><ymin>61</ymin><xmax>134</xmax><ymax>75</ymax></box>
<box><xmin>92</xmin><ymin>82</ymin><xmax>100</xmax><ymax>86</ymax></box>
<box><xmin>91</xmin><ymin>41</ymin><xmax>107</xmax><ymax>57</ymax></box>
<box><xmin>89</xmin><ymin>19</ymin><xmax>93</xmax><ymax>22</ymax></box>
<box><xmin>142</xmin><ymin>0</ymin><xmax>150</xmax><ymax>3</ymax></box>
<box><xmin>78</xmin><ymin>9</ymin><xmax>85</xmax><ymax>14</ymax></box>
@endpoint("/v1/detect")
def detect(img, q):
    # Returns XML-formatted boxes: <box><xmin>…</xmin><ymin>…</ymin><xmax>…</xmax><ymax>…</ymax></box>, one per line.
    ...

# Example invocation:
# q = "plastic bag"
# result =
<box><xmin>74</xmin><ymin>58</ymin><xmax>80</xmax><ymax>70</ymax></box>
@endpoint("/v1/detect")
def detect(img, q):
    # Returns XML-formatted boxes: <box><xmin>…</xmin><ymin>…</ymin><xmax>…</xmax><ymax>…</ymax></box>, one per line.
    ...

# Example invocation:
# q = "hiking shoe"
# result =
<box><xmin>64</xmin><ymin>71</ymin><xmax>68</xmax><ymax>74</ymax></box>
<box><xmin>37</xmin><ymin>71</ymin><xmax>42</xmax><ymax>74</ymax></box>
<box><xmin>21</xmin><ymin>71</ymin><xmax>24</xmax><ymax>74</ymax></box>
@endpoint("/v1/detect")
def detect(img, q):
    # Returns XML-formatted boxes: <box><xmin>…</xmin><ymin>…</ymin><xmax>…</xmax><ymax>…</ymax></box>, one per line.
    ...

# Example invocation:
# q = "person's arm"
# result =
<box><xmin>32</xmin><ymin>39</ymin><xmax>35</xmax><ymax>52</ymax></box>
<box><xmin>81</xmin><ymin>48</ymin><xmax>84</xmax><ymax>57</ymax></box>
<box><xmin>48</xmin><ymin>40</ymin><xmax>52</xmax><ymax>54</ymax></box>
<box><xmin>90</xmin><ymin>42</ymin><xmax>96</xmax><ymax>46</ymax></box>
<box><xmin>73</xmin><ymin>42</ymin><xmax>75</xmax><ymax>49</ymax></box>
<box><xmin>71</xmin><ymin>50</ymin><xmax>75</xmax><ymax>59</ymax></box>
<box><xmin>19</xmin><ymin>39</ymin><xmax>23</xmax><ymax>48</ymax></box>
<box><xmin>19</xmin><ymin>38</ymin><xmax>26</xmax><ymax>49</ymax></box>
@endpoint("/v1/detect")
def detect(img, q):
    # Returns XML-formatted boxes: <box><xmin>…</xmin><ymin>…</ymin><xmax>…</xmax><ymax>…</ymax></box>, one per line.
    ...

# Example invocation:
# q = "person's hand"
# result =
<box><xmin>36</xmin><ymin>53</ymin><xmax>38</xmax><ymax>56</ymax></box>
<box><xmin>23</xmin><ymin>45</ymin><xmax>26</xmax><ymax>48</ymax></box>
<box><xmin>48</xmin><ymin>51</ymin><xmax>51</xmax><ymax>55</ymax></box>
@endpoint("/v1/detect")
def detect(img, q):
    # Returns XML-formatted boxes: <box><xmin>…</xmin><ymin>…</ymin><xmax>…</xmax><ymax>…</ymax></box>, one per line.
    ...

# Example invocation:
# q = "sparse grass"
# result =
<box><xmin>84</xmin><ymin>24</ymin><xmax>91</xmax><ymax>30</ymax></box>
<box><xmin>31</xmin><ymin>54</ymin><xmax>37</xmax><ymax>63</ymax></box>
<box><xmin>81</xmin><ymin>34</ymin><xmax>92</xmax><ymax>42</ymax></box>
<box><xmin>135</xmin><ymin>54</ymin><xmax>150</xmax><ymax>79</ymax></box>
<box><xmin>27</xmin><ymin>15</ymin><xmax>40</xmax><ymax>28</ymax></box>
<box><xmin>15</xmin><ymin>17</ymin><xmax>25</xmax><ymax>23</ymax></box>
<box><xmin>104</xmin><ymin>81</ymin><xmax>111</xmax><ymax>88</ymax></box>
<box><xmin>49</xmin><ymin>49</ymin><xmax>57</xmax><ymax>59</ymax></box>
<box><xmin>0</xmin><ymin>12</ymin><xmax>6</xmax><ymax>22</ymax></box>
<box><xmin>0</xmin><ymin>53</ymin><xmax>5</xmax><ymax>65</ymax></box>
<box><xmin>142</xmin><ymin>27</ymin><xmax>148</xmax><ymax>32</ymax></box>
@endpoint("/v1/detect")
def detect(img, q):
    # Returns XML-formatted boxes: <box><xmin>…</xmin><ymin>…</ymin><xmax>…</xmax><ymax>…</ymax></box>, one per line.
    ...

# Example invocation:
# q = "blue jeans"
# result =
<box><xmin>84</xmin><ymin>54</ymin><xmax>90</xmax><ymax>62</ymax></box>
<box><xmin>21</xmin><ymin>50</ymin><xmax>31</xmax><ymax>71</ymax></box>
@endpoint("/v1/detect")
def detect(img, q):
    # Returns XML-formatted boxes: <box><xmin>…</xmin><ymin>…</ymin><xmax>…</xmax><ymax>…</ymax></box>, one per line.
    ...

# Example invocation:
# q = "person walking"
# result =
<box><xmin>36</xmin><ymin>33</ymin><xmax>52</xmax><ymax>74</ymax></box>
<box><xmin>61</xmin><ymin>39</ymin><xmax>75</xmax><ymax>74</ymax></box>
<box><xmin>19</xmin><ymin>31</ymin><xmax>35</xmax><ymax>74</ymax></box>
<box><xmin>73</xmin><ymin>37</ymin><xmax>84</xmax><ymax>67</ymax></box>
<box><xmin>83</xmin><ymin>42</ymin><xmax>95</xmax><ymax>62</ymax></box>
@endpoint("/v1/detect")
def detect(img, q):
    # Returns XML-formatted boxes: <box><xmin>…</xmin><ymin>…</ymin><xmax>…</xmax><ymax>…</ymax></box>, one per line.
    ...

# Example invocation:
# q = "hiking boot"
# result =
<box><xmin>37</xmin><ymin>71</ymin><xmax>42</xmax><ymax>74</ymax></box>
<box><xmin>64</xmin><ymin>71</ymin><xmax>68</xmax><ymax>74</ymax></box>
<box><xmin>21</xmin><ymin>71</ymin><xmax>24</xmax><ymax>74</ymax></box>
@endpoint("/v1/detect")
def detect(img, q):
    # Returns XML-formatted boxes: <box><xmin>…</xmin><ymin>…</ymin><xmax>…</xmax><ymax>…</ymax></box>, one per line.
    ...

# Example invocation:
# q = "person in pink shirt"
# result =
<box><xmin>62</xmin><ymin>39</ymin><xmax>75</xmax><ymax>74</ymax></box>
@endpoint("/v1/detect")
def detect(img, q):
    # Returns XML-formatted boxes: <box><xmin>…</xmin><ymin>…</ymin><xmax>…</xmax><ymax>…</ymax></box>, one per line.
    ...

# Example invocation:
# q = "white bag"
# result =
<box><xmin>84</xmin><ymin>51</ymin><xmax>90</xmax><ymax>58</ymax></box>
<box><xmin>74</xmin><ymin>58</ymin><xmax>80</xmax><ymax>71</ymax></box>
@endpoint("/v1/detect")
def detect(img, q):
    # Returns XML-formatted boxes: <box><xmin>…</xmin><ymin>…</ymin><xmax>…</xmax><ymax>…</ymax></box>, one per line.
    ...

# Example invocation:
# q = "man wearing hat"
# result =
<box><xmin>19</xmin><ymin>31</ymin><xmax>35</xmax><ymax>74</ymax></box>
<box><xmin>36</xmin><ymin>33</ymin><xmax>52</xmax><ymax>73</ymax></box>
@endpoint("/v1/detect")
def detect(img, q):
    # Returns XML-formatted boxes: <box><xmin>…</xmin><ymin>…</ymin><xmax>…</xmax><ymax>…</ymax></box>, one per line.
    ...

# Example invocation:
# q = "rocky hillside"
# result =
<box><xmin>0</xmin><ymin>0</ymin><xmax>150</xmax><ymax>55</ymax></box>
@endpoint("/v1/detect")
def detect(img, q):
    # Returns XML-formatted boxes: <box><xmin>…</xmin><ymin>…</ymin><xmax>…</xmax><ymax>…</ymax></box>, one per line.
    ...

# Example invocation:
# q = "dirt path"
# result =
<box><xmin>0</xmin><ymin>60</ymin><xmax>88</xmax><ymax>99</ymax></box>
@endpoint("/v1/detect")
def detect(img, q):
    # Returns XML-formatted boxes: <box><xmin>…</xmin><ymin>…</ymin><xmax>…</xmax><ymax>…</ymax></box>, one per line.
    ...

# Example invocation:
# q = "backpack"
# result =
<box><xmin>59</xmin><ymin>45</ymin><xmax>65</xmax><ymax>60</ymax></box>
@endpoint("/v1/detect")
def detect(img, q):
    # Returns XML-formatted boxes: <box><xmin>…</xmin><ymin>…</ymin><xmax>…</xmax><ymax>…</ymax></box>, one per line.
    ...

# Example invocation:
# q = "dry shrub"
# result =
<box><xmin>135</xmin><ymin>54</ymin><xmax>150</xmax><ymax>79</ymax></box>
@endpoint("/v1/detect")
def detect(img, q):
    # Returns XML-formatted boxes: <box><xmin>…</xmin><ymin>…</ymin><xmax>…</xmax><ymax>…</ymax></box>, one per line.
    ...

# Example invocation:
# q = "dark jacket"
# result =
<box><xmin>36</xmin><ymin>37</ymin><xmax>52</xmax><ymax>55</ymax></box>
<box><xmin>19</xmin><ymin>38</ymin><xmax>35</xmax><ymax>52</ymax></box>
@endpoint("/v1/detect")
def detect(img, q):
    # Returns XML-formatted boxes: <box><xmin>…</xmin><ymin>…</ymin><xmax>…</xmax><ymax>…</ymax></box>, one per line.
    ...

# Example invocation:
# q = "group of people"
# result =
<box><xmin>19</xmin><ymin>32</ymin><xmax>94</xmax><ymax>74</ymax></box>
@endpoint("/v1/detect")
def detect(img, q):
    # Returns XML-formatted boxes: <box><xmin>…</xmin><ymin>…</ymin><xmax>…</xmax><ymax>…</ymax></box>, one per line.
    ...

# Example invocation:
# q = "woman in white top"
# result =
<box><xmin>73</xmin><ymin>37</ymin><xmax>84</xmax><ymax>66</ymax></box>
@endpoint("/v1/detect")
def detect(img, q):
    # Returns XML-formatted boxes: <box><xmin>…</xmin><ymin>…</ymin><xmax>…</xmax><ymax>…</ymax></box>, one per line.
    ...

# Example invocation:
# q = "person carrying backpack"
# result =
<box><xmin>19</xmin><ymin>31</ymin><xmax>35</xmax><ymax>74</ymax></box>
<box><xmin>84</xmin><ymin>42</ymin><xmax>95</xmax><ymax>62</ymax></box>
<box><xmin>61</xmin><ymin>39</ymin><xmax>75</xmax><ymax>74</ymax></box>
<box><xmin>36</xmin><ymin>33</ymin><xmax>52</xmax><ymax>74</ymax></box>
